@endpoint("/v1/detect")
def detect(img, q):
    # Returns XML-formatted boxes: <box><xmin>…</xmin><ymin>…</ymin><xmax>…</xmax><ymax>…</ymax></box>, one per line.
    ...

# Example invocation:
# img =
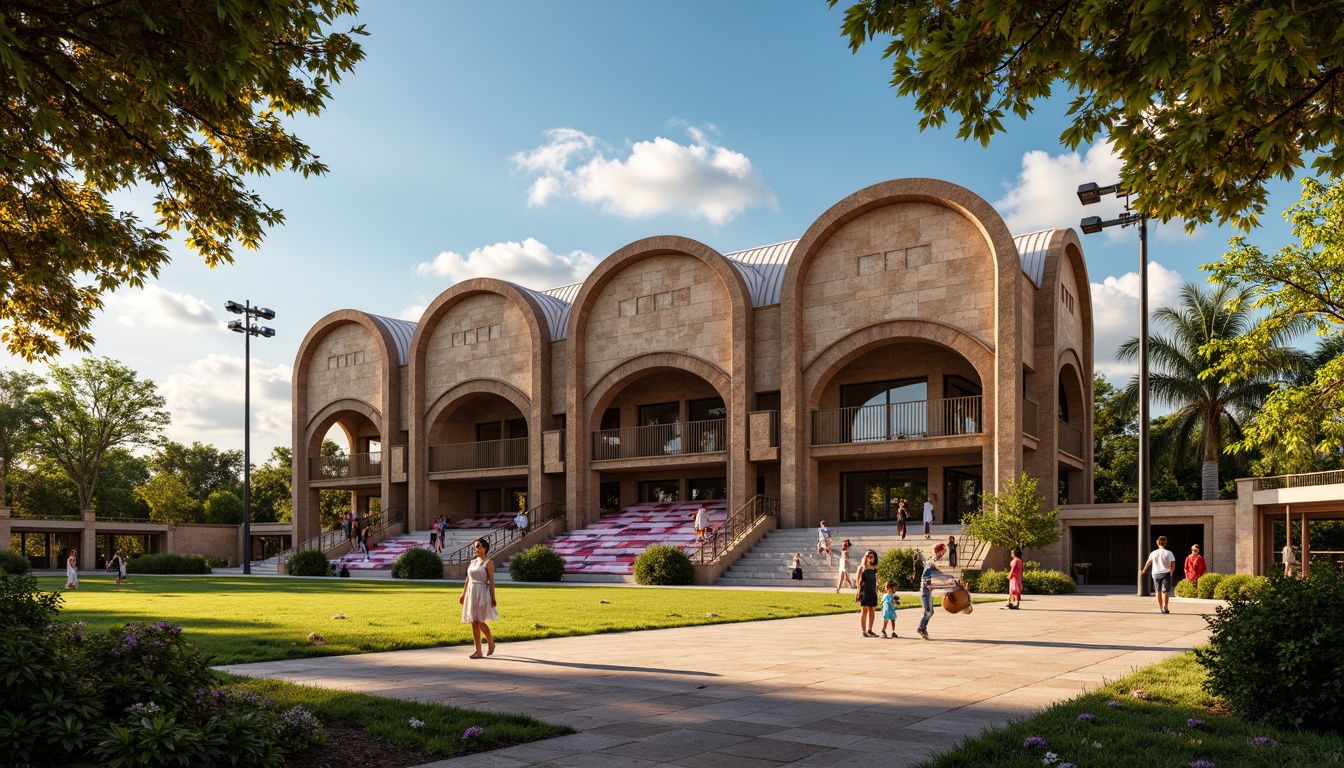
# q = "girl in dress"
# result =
<box><xmin>459</xmin><ymin>537</ymin><xmax>499</xmax><ymax>658</ymax></box>
<box><xmin>835</xmin><ymin>539</ymin><xmax>854</xmax><ymax>592</ymax></box>
<box><xmin>854</xmin><ymin>550</ymin><xmax>879</xmax><ymax>637</ymax></box>
<box><xmin>896</xmin><ymin>499</ymin><xmax>908</xmax><ymax>540</ymax></box>
<box><xmin>880</xmin><ymin>581</ymin><xmax>899</xmax><ymax>638</ymax></box>
<box><xmin>107</xmin><ymin>548</ymin><xmax>128</xmax><ymax>585</ymax></box>
<box><xmin>65</xmin><ymin>549</ymin><xmax>79</xmax><ymax>589</ymax></box>
<box><xmin>1007</xmin><ymin>547</ymin><xmax>1024</xmax><ymax>609</ymax></box>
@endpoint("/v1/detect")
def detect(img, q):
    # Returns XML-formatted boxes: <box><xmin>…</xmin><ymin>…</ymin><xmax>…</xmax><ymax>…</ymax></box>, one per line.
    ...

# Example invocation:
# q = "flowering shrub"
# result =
<box><xmin>1248</xmin><ymin>736</ymin><xmax>1280</xmax><ymax>747</ymax></box>
<box><xmin>1106</xmin><ymin>700</ymin><xmax>1123</xmax><ymax>709</ymax></box>
<box><xmin>1023</xmin><ymin>735</ymin><xmax>1048</xmax><ymax>748</ymax></box>
<box><xmin>1077</xmin><ymin>713</ymin><xmax>1096</xmax><ymax>724</ymax></box>
<box><xmin>462</xmin><ymin>725</ymin><xmax>484</xmax><ymax>739</ymax></box>
<box><xmin>1187</xmin><ymin>718</ymin><xmax>1206</xmax><ymax>729</ymax></box>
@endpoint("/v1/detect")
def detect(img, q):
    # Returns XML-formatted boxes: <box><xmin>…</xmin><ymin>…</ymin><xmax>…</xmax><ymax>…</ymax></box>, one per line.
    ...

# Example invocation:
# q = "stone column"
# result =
<box><xmin>0</xmin><ymin>506</ymin><xmax>11</xmax><ymax>551</ymax></box>
<box><xmin>81</xmin><ymin>510</ymin><xmax>97</xmax><ymax>571</ymax></box>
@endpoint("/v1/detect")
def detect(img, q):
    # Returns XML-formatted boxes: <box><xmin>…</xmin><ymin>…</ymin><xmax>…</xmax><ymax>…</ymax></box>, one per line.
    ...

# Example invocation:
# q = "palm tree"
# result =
<box><xmin>1117</xmin><ymin>282</ymin><xmax>1305</xmax><ymax>500</ymax></box>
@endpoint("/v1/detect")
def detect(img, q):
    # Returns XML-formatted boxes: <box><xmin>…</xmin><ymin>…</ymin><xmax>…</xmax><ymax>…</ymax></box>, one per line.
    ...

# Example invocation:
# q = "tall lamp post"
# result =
<box><xmin>226</xmin><ymin>300</ymin><xmax>276</xmax><ymax>575</ymax></box>
<box><xmin>1077</xmin><ymin>182</ymin><xmax>1151</xmax><ymax>597</ymax></box>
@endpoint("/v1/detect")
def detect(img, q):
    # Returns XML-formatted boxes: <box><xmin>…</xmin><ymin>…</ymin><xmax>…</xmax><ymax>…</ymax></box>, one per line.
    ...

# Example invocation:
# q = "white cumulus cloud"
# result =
<box><xmin>512</xmin><ymin>126</ymin><xmax>776</xmax><ymax>225</ymax></box>
<box><xmin>415</xmin><ymin>238</ymin><xmax>597</xmax><ymax>290</ymax></box>
<box><xmin>161</xmin><ymin>353</ymin><xmax>292</xmax><ymax>452</ymax></box>
<box><xmin>105</xmin><ymin>285</ymin><xmax>217</xmax><ymax>330</ymax></box>
<box><xmin>398</xmin><ymin>305</ymin><xmax>425</xmax><ymax>322</ymax></box>
<box><xmin>1090</xmin><ymin>262</ymin><xmax>1185</xmax><ymax>380</ymax></box>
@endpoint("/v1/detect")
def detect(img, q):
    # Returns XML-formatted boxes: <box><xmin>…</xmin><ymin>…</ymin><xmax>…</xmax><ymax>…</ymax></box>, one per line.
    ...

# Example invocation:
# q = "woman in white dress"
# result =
<box><xmin>65</xmin><ymin>549</ymin><xmax>79</xmax><ymax>589</ymax></box>
<box><xmin>458</xmin><ymin>537</ymin><xmax>498</xmax><ymax>658</ymax></box>
<box><xmin>835</xmin><ymin>539</ymin><xmax>854</xmax><ymax>592</ymax></box>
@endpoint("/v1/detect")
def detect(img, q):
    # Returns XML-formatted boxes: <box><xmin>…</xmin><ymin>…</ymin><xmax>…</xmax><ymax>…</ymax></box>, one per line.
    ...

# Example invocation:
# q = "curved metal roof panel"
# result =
<box><xmin>367</xmin><ymin>314</ymin><xmax>417</xmax><ymax>365</ymax></box>
<box><xmin>516</xmin><ymin>283</ymin><xmax>577</xmax><ymax>340</ymax></box>
<box><xmin>723</xmin><ymin>240</ymin><xmax>797</xmax><ymax>306</ymax></box>
<box><xmin>1013</xmin><ymin>230</ymin><xmax>1055</xmax><ymax>288</ymax></box>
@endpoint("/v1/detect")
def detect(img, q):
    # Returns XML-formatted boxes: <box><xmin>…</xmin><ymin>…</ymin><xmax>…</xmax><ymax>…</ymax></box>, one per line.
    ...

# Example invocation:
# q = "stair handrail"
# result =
<box><xmin>956</xmin><ymin>528</ymin><xmax>988</xmax><ymax>572</ymax></box>
<box><xmin>685</xmin><ymin>495</ymin><xmax>780</xmax><ymax>565</ymax></box>
<box><xmin>269</xmin><ymin>506</ymin><xmax>408</xmax><ymax>566</ymax></box>
<box><xmin>443</xmin><ymin>502</ymin><xmax>566</xmax><ymax>565</ymax></box>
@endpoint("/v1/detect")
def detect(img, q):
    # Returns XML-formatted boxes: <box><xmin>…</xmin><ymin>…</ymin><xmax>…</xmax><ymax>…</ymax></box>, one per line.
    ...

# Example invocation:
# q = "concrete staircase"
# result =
<box><xmin>716</xmin><ymin>524</ymin><xmax>976</xmax><ymax>588</ymax></box>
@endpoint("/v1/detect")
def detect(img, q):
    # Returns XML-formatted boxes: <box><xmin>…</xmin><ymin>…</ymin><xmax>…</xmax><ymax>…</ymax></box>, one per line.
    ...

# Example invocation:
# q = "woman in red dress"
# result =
<box><xmin>1183</xmin><ymin>544</ymin><xmax>1207</xmax><ymax>586</ymax></box>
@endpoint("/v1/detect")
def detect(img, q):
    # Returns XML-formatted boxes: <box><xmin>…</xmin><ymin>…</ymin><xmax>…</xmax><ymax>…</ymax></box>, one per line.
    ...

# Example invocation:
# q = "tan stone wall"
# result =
<box><xmin>799</xmin><ymin>202</ymin><xmax>995</xmax><ymax>368</ymax></box>
<box><xmin>170</xmin><ymin>524</ymin><xmax>241</xmax><ymax>566</ymax></box>
<box><xmin>430</xmin><ymin>397</ymin><xmax>527</xmax><ymax>444</ymax></box>
<box><xmin>1019</xmin><ymin>276</ymin><xmax>1035</xmax><ymax>369</ymax></box>
<box><xmin>752</xmin><ymin>306</ymin><xmax>781</xmax><ymax>392</ymax></box>
<box><xmin>1057</xmin><ymin>257</ymin><xmax>1085</xmax><ymax>356</ymax></box>
<box><xmin>398</xmin><ymin>365</ymin><xmax>411</xmax><ymax>433</ymax></box>
<box><xmin>1037</xmin><ymin>501</ymin><xmax>1238</xmax><ymax>574</ymax></box>
<box><xmin>306</xmin><ymin>323</ymin><xmax>385</xmax><ymax>415</ymax></box>
<box><xmin>582</xmin><ymin>254</ymin><xmax>732</xmax><ymax>390</ymax></box>
<box><xmin>424</xmin><ymin>293</ymin><xmax>532</xmax><ymax>407</ymax></box>
<box><xmin>550</xmin><ymin>340</ymin><xmax>569</xmax><ymax>417</ymax></box>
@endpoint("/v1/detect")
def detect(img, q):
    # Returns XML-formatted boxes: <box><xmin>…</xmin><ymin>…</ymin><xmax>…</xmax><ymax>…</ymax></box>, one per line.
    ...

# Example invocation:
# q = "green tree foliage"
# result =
<box><xmin>1206</xmin><ymin>177</ymin><xmax>1344</xmax><ymax>469</ymax></box>
<box><xmin>1116</xmin><ymin>283</ymin><xmax>1302</xmax><ymax>499</ymax></box>
<box><xmin>317</xmin><ymin>441</ymin><xmax>351</xmax><ymax>529</ymax></box>
<box><xmin>250</xmin><ymin>446</ymin><xmax>293</xmax><ymax>523</ymax></box>
<box><xmin>150</xmin><ymin>441</ymin><xmax>243</xmax><ymax>502</ymax></box>
<box><xmin>830</xmin><ymin>0</ymin><xmax>1344</xmax><ymax>230</ymax></box>
<box><xmin>0</xmin><ymin>1</ymin><xmax>366</xmax><ymax>360</ymax></box>
<box><xmin>961</xmin><ymin>472</ymin><xmax>1062</xmax><ymax>552</ymax></box>
<box><xmin>203</xmin><ymin>489</ymin><xmax>244</xmax><ymax>525</ymax></box>
<box><xmin>0</xmin><ymin>369</ymin><xmax>42</xmax><ymax>505</ymax></box>
<box><xmin>30</xmin><ymin>358</ymin><xmax>169</xmax><ymax>510</ymax></box>
<box><xmin>135</xmin><ymin>473</ymin><xmax>200</xmax><ymax>525</ymax></box>
<box><xmin>89</xmin><ymin>449</ymin><xmax>150</xmax><ymax>519</ymax></box>
<box><xmin>7</xmin><ymin>458</ymin><xmax>79</xmax><ymax>519</ymax></box>
<box><xmin>1092</xmin><ymin>375</ymin><xmax>1138</xmax><ymax>504</ymax></box>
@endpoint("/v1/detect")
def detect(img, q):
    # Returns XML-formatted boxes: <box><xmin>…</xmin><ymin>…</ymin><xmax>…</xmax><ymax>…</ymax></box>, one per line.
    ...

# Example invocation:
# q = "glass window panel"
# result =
<box><xmin>506</xmin><ymin>418</ymin><xmax>528</xmax><ymax>438</ymax></box>
<box><xmin>476</xmin><ymin>422</ymin><xmax>502</xmax><ymax>442</ymax></box>
<box><xmin>638</xmin><ymin>480</ymin><xmax>680</xmax><ymax>503</ymax></box>
<box><xmin>600</xmin><ymin>408</ymin><xmax>620</xmax><ymax>430</ymax></box>
<box><xmin>688</xmin><ymin>397</ymin><xmax>726</xmax><ymax>422</ymax></box>
<box><xmin>638</xmin><ymin>402</ymin><xmax>680</xmax><ymax>426</ymax></box>
<box><xmin>688</xmin><ymin>477</ymin><xmax>727</xmax><ymax>500</ymax></box>
<box><xmin>599</xmin><ymin>482</ymin><xmax>622</xmax><ymax>512</ymax></box>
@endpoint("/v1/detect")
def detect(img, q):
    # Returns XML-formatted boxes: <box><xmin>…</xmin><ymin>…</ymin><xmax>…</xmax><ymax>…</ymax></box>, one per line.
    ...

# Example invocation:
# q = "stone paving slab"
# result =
<box><xmin>218</xmin><ymin>593</ymin><xmax>1212</xmax><ymax>767</ymax></box>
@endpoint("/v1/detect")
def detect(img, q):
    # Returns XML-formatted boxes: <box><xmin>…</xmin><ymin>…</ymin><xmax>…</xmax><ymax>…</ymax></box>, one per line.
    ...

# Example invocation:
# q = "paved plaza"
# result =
<box><xmin>221</xmin><ymin>593</ymin><xmax>1213</xmax><ymax>767</ymax></box>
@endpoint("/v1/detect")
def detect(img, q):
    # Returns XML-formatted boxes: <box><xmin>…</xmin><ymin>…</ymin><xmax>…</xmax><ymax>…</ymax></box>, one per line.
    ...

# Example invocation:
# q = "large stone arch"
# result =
<box><xmin>408</xmin><ymin>279</ymin><xmax>555</xmax><ymax>530</ymax></box>
<box><xmin>291</xmin><ymin>310</ymin><xmax>404</xmax><ymax>542</ymax></box>
<box><xmin>778</xmin><ymin>179</ymin><xmax>1024</xmax><ymax>527</ymax></box>
<box><xmin>582</xmin><ymin>352</ymin><xmax>732</xmax><ymax>432</ymax></box>
<box><xmin>304</xmin><ymin>398</ymin><xmax>384</xmax><ymax>454</ymax></box>
<box><xmin>565</xmin><ymin>236</ymin><xmax>754</xmax><ymax>527</ymax></box>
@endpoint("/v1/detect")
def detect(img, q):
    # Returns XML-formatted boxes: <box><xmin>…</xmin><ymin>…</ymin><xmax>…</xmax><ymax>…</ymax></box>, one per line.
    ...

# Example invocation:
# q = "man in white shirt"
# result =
<box><xmin>1139</xmin><ymin>535</ymin><xmax>1177</xmax><ymax>614</ymax></box>
<box><xmin>922</xmin><ymin>494</ymin><xmax>936</xmax><ymax>539</ymax></box>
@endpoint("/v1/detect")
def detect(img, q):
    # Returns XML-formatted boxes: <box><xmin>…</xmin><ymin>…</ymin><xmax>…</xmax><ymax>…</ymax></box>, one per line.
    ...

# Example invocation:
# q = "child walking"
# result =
<box><xmin>1007</xmin><ymin>547</ymin><xmax>1024</xmax><ymax>609</ymax></box>
<box><xmin>880</xmin><ymin>581</ymin><xmax>898</xmax><ymax>638</ymax></box>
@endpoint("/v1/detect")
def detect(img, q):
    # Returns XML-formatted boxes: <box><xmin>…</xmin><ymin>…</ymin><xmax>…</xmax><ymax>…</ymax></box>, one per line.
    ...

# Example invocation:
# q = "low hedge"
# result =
<box><xmin>125</xmin><ymin>553</ymin><xmax>211</xmax><ymax>574</ymax></box>
<box><xmin>1196</xmin><ymin>572</ymin><xmax>1226</xmax><ymax>599</ymax></box>
<box><xmin>508</xmin><ymin>545</ymin><xmax>565</xmax><ymax>582</ymax></box>
<box><xmin>974</xmin><ymin>568</ymin><xmax>1009</xmax><ymax>593</ymax></box>
<box><xmin>0</xmin><ymin>549</ymin><xmax>29</xmax><ymax>575</ymax></box>
<box><xmin>1212</xmin><ymin>573</ymin><xmax>1268</xmax><ymax>602</ymax></box>
<box><xmin>287</xmin><ymin>549</ymin><xmax>331</xmax><ymax>577</ymax></box>
<box><xmin>966</xmin><ymin>566</ymin><xmax>1075</xmax><ymax>594</ymax></box>
<box><xmin>877</xmin><ymin>548</ymin><xmax>924</xmax><ymax>591</ymax></box>
<box><xmin>633</xmin><ymin>545</ymin><xmax>694</xmax><ymax>586</ymax></box>
<box><xmin>391</xmin><ymin>547</ymin><xmax>442</xmax><ymax>580</ymax></box>
<box><xmin>1174</xmin><ymin>577</ymin><xmax>1199</xmax><ymax>598</ymax></box>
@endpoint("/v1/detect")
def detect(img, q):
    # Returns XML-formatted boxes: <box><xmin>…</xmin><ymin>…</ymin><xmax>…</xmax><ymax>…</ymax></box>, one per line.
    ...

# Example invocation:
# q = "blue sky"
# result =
<box><xmin>3</xmin><ymin>1</ymin><xmax>1311</xmax><ymax>455</ymax></box>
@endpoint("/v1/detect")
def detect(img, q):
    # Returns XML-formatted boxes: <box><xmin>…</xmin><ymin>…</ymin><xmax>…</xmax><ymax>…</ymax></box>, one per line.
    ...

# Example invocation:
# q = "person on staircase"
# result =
<box><xmin>922</xmin><ymin>493</ymin><xmax>936</xmax><ymax>539</ymax></box>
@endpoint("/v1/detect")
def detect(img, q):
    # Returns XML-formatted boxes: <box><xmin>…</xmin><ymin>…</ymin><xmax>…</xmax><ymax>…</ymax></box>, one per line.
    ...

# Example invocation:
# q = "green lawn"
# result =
<box><xmin>920</xmin><ymin>652</ymin><xmax>1344</xmax><ymax>768</ymax></box>
<box><xmin>43</xmin><ymin>575</ymin><xmax>939</xmax><ymax>665</ymax></box>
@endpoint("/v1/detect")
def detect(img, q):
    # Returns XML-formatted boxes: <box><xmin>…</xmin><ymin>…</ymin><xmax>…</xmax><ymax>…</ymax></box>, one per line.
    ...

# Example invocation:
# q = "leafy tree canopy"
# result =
<box><xmin>149</xmin><ymin>441</ymin><xmax>242</xmax><ymax>502</ymax></box>
<box><xmin>831</xmin><ymin>0</ymin><xmax>1344</xmax><ymax>230</ymax></box>
<box><xmin>0</xmin><ymin>369</ymin><xmax>42</xmax><ymax>504</ymax></box>
<box><xmin>1205</xmin><ymin>177</ymin><xmax>1344</xmax><ymax>466</ymax></box>
<box><xmin>136</xmin><ymin>472</ymin><xmax>200</xmax><ymax>525</ymax></box>
<box><xmin>0</xmin><ymin>1</ymin><xmax>365</xmax><ymax>360</ymax></box>
<box><xmin>962</xmin><ymin>472</ymin><xmax>1062</xmax><ymax>552</ymax></box>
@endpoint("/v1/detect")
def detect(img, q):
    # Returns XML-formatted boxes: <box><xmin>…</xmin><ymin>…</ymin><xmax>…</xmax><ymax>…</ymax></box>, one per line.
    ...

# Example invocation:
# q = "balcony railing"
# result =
<box><xmin>1058</xmin><ymin>420</ymin><xmax>1083</xmax><ymax>457</ymax></box>
<box><xmin>592</xmin><ymin>418</ymin><xmax>727</xmax><ymax>461</ymax></box>
<box><xmin>811</xmin><ymin>396</ymin><xmax>982</xmax><ymax>446</ymax></box>
<box><xmin>1023</xmin><ymin>398</ymin><xmax>1039</xmax><ymax>438</ymax></box>
<box><xmin>1256</xmin><ymin>470</ymin><xmax>1344</xmax><ymax>491</ymax></box>
<box><xmin>311</xmin><ymin>451</ymin><xmax>381</xmax><ymax>480</ymax></box>
<box><xmin>429</xmin><ymin>437</ymin><xmax>528</xmax><ymax>472</ymax></box>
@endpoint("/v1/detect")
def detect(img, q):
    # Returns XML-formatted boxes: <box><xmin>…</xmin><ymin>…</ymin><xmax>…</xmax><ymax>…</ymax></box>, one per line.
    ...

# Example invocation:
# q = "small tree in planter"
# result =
<box><xmin>960</xmin><ymin>472</ymin><xmax>1062</xmax><ymax>555</ymax></box>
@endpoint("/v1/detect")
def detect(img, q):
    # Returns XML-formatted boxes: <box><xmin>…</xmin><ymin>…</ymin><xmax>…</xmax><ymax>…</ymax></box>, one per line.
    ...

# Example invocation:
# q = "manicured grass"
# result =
<box><xmin>42</xmin><ymin>575</ymin><xmax>946</xmax><ymax>665</ymax></box>
<box><xmin>219</xmin><ymin>672</ymin><xmax>572</xmax><ymax>759</ymax></box>
<box><xmin>920</xmin><ymin>651</ymin><xmax>1344</xmax><ymax>768</ymax></box>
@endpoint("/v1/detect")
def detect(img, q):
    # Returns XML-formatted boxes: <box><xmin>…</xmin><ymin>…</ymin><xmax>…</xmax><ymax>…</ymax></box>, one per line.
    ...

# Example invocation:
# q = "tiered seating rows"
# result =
<box><xmin>529</xmin><ymin>501</ymin><xmax>728</xmax><ymax>575</ymax></box>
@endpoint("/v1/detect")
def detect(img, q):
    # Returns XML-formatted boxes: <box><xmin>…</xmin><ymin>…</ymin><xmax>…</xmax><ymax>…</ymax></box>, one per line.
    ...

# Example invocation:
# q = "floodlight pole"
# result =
<box><xmin>227</xmin><ymin>299</ymin><xmax>276</xmax><ymax>575</ymax></box>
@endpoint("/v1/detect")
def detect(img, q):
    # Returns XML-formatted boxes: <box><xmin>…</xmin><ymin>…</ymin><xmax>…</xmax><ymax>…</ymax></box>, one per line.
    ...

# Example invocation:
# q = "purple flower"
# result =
<box><xmin>1106</xmin><ymin>700</ymin><xmax>1123</xmax><ymax>708</ymax></box>
<box><xmin>1187</xmin><ymin>718</ymin><xmax>1205</xmax><ymax>729</ymax></box>
<box><xmin>1130</xmin><ymin>689</ymin><xmax>1150</xmax><ymax>699</ymax></box>
<box><xmin>1060</xmin><ymin>764</ymin><xmax>1076</xmax><ymax>768</ymax></box>
<box><xmin>1023</xmin><ymin>736</ymin><xmax>1048</xmax><ymax>749</ymax></box>
<box><xmin>1248</xmin><ymin>737</ymin><xmax>1280</xmax><ymax>747</ymax></box>
<box><xmin>1077</xmin><ymin>713</ymin><xmax>1096</xmax><ymax>724</ymax></box>
<box><xmin>1191</xmin><ymin>761</ymin><xmax>1216</xmax><ymax>768</ymax></box>
<box><xmin>462</xmin><ymin>725</ymin><xmax>484</xmax><ymax>740</ymax></box>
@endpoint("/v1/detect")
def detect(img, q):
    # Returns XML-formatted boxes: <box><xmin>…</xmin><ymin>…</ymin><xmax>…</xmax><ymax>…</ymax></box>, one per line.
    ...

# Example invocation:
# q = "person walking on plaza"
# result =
<box><xmin>835</xmin><ymin>539</ymin><xmax>854</xmax><ymax>592</ymax></box>
<box><xmin>854</xmin><ymin>549</ymin><xmax>880</xmax><ymax>637</ymax></box>
<box><xmin>922</xmin><ymin>494</ymin><xmax>936</xmax><ymax>538</ymax></box>
<box><xmin>1282</xmin><ymin>541</ymin><xmax>1296</xmax><ymax>576</ymax></box>
<box><xmin>817</xmin><ymin>521</ymin><xmax>833</xmax><ymax>565</ymax></box>
<box><xmin>106</xmin><ymin>548</ymin><xmax>128</xmax><ymax>585</ymax></box>
<box><xmin>1139</xmin><ymin>535</ymin><xmax>1177</xmax><ymax>613</ymax></box>
<box><xmin>947</xmin><ymin>535</ymin><xmax>959</xmax><ymax>568</ymax></box>
<box><xmin>1007</xmin><ymin>548</ymin><xmax>1024</xmax><ymax>609</ymax></box>
<box><xmin>880</xmin><ymin>581</ymin><xmax>899</xmax><ymax>638</ymax></box>
<box><xmin>896</xmin><ymin>499</ymin><xmax>908</xmax><ymax>540</ymax></box>
<box><xmin>916</xmin><ymin>543</ymin><xmax>958</xmax><ymax>639</ymax></box>
<box><xmin>65</xmin><ymin>549</ymin><xmax>79</xmax><ymax>589</ymax></box>
<box><xmin>1184</xmin><ymin>544</ymin><xmax>1207</xmax><ymax>586</ymax></box>
<box><xmin>459</xmin><ymin>537</ymin><xmax>498</xmax><ymax>658</ymax></box>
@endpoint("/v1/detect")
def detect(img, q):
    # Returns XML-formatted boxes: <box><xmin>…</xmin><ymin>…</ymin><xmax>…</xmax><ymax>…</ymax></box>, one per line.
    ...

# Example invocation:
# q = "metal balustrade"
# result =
<box><xmin>272</xmin><ymin>506</ymin><xmax>406</xmax><ymax>566</ymax></box>
<box><xmin>592</xmin><ymin>418</ymin><xmax>727</xmax><ymax>460</ymax></box>
<box><xmin>310</xmin><ymin>451</ymin><xmax>381</xmax><ymax>480</ymax></box>
<box><xmin>1058</xmin><ymin>420</ymin><xmax>1084</xmax><ymax>457</ymax></box>
<box><xmin>1256</xmin><ymin>469</ymin><xmax>1344</xmax><ymax>490</ymax></box>
<box><xmin>443</xmin><ymin>502</ymin><xmax>566</xmax><ymax>565</ymax></box>
<box><xmin>686</xmin><ymin>496</ymin><xmax>780</xmax><ymax>565</ymax></box>
<box><xmin>429</xmin><ymin>437</ymin><xmax>528</xmax><ymax>472</ymax></box>
<box><xmin>811</xmin><ymin>396</ymin><xmax>982</xmax><ymax>445</ymax></box>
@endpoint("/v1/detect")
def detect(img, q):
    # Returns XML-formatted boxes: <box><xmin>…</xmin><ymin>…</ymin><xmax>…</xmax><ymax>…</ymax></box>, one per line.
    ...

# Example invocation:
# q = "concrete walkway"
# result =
<box><xmin>220</xmin><ymin>593</ymin><xmax>1213</xmax><ymax>768</ymax></box>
